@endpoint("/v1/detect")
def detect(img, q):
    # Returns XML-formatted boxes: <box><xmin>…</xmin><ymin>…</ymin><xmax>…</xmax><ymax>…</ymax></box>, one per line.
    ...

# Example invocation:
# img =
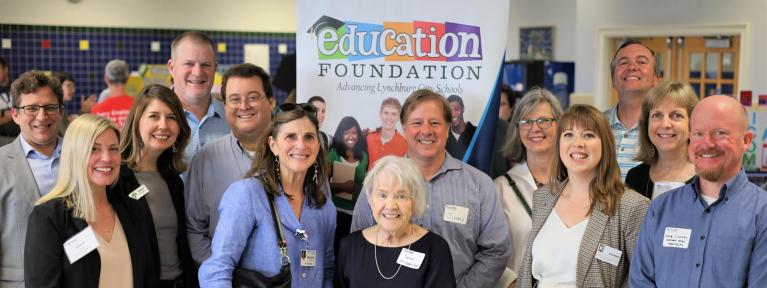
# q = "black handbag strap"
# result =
<box><xmin>265</xmin><ymin>191</ymin><xmax>290</xmax><ymax>266</ymax></box>
<box><xmin>503</xmin><ymin>173</ymin><xmax>532</xmax><ymax>218</ymax></box>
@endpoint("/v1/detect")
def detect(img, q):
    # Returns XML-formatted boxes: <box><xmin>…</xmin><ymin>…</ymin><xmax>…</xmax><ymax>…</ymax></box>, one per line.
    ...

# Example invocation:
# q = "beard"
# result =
<box><xmin>696</xmin><ymin>165</ymin><xmax>724</xmax><ymax>182</ymax></box>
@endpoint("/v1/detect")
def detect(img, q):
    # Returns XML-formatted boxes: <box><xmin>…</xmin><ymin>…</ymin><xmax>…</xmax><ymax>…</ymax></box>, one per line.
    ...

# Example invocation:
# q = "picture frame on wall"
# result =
<box><xmin>520</xmin><ymin>26</ymin><xmax>553</xmax><ymax>60</ymax></box>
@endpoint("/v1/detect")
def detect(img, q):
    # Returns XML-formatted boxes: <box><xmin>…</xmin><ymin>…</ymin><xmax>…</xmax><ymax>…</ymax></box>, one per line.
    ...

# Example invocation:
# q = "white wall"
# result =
<box><xmin>3</xmin><ymin>0</ymin><xmax>764</xmax><ymax>108</ymax></box>
<box><xmin>0</xmin><ymin>0</ymin><xmax>296</xmax><ymax>32</ymax></box>
<box><xmin>507</xmin><ymin>0</ymin><xmax>577</xmax><ymax>62</ymax></box>
<box><xmin>576</xmin><ymin>0</ymin><xmax>767</xmax><ymax>109</ymax></box>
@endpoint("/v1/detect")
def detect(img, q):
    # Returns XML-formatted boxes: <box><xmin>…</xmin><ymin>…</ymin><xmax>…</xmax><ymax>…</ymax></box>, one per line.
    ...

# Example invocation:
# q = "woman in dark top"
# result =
<box><xmin>25</xmin><ymin>114</ymin><xmax>158</xmax><ymax>288</ymax></box>
<box><xmin>625</xmin><ymin>81</ymin><xmax>698</xmax><ymax>199</ymax></box>
<box><xmin>118</xmin><ymin>84</ymin><xmax>197</xmax><ymax>287</ymax></box>
<box><xmin>336</xmin><ymin>156</ymin><xmax>455</xmax><ymax>288</ymax></box>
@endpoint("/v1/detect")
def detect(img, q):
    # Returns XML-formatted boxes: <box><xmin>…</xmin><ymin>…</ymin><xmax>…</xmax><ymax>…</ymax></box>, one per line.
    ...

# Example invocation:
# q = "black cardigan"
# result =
<box><xmin>117</xmin><ymin>165</ymin><xmax>199</xmax><ymax>287</ymax></box>
<box><xmin>24</xmin><ymin>184</ymin><xmax>159</xmax><ymax>288</ymax></box>
<box><xmin>625</xmin><ymin>163</ymin><xmax>695</xmax><ymax>199</ymax></box>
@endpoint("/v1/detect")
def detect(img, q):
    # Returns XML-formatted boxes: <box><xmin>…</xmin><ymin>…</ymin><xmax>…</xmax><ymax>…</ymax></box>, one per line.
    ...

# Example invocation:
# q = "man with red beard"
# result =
<box><xmin>605</xmin><ymin>40</ymin><xmax>660</xmax><ymax>179</ymax></box>
<box><xmin>630</xmin><ymin>95</ymin><xmax>767</xmax><ymax>287</ymax></box>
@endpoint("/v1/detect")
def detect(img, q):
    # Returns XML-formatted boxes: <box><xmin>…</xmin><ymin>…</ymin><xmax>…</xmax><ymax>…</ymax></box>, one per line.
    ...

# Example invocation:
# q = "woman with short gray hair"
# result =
<box><xmin>336</xmin><ymin>156</ymin><xmax>455</xmax><ymax>288</ymax></box>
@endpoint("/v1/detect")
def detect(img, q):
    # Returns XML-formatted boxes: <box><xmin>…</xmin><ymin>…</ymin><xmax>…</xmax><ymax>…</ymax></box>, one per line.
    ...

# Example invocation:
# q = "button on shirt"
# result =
<box><xmin>183</xmin><ymin>100</ymin><xmax>230</xmax><ymax>164</ymax></box>
<box><xmin>19</xmin><ymin>135</ymin><xmax>62</xmax><ymax>196</ymax></box>
<box><xmin>199</xmin><ymin>178</ymin><xmax>336</xmax><ymax>288</ymax></box>
<box><xmin>351</xmin><ymin>153</ymin><xmax>512</xmax><ymax>288</ymax></box>
<box><xmin>604</xmin><ymin>106</ymin><xmax>640</xmax><ymax>180</ymax></box>
<box><xmin>630</xmin><ymin>170</ymin><xmax>767</xmax><ymax>287</ymax></box>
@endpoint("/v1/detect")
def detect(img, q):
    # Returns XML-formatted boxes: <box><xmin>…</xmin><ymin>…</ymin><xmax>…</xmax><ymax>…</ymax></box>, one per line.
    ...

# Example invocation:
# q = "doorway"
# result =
<box><xmin>609</xmin><ymin>36</ymin><xmax>740</xmax><ymax>103</ymax></box>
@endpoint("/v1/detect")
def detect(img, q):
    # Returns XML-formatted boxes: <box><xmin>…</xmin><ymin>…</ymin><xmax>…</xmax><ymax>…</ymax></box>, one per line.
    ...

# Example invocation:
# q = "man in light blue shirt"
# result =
<box><xmin>351</xmin><ymin>89</ymin><xmax>511</xmax><ymax>288</ymax></box>
<box><xmin>167</xmin><ymin>31</ymin><xmax>230</xmax><ymax>162</ymax></box>
<box><xmin>630</xmin><ymin>95</ymin><xmax>767</xmax><ymax>287</ymax></box>
<box><xmin>0</xmin><ymin>71</ymin><xmax>64</xmax><ymax>287</ymax></box>
<box><xmin>604</xmin><ymin>40</ymin><xmax>659</xmax><ymax>179</ymax></box>
<box><xmin>186</xmin><ymin>63</ymin><xmax>275</xmax><ymax>263</ymax></box>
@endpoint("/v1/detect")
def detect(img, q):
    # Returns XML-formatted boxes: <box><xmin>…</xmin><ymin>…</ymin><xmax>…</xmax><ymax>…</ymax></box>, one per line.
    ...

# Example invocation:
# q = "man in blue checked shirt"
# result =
<box><xmin>604</xmin><ymin>40</ymin><xmax>660</xmax><ymax>180</ymax></box>
<box><xmin>630</xmin><ymin>95</ymin><xmax>767</xmax><ymax>287</ymax></box>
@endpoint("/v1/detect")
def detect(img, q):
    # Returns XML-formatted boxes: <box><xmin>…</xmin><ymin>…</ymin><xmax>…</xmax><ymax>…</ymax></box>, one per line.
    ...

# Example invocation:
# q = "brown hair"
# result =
<box><xmin>10</xmin><ymin>70</ymin><xmax>64</xmax><ymax>107</ymax></box>
<box><xmin>635</xmin><ymin>80</ymin><xmax>698</xmax><ymax>165</ymax></box>
<box><xmin>551</xmin><ymin>104</ymin><xmax>624</xmax><ymax>215</ymax></box>
<box><xmin>170</xmin><ymin>31</ymin><xmax>216</xmax><ymax>61</ymax></box>
<box><xmin>399</xmin><ymin>89</ymin><xmax>451</xmax><ymax>125</ymax></box>
<box><xmin>246</xmin><ymin>106</ymin><xmax>328</xmax><ymax>208</ymax></box>
<box><xmin>119</xmin><ymin>84</ymin><xmax>191</xmax><ymax>175</ymax></box>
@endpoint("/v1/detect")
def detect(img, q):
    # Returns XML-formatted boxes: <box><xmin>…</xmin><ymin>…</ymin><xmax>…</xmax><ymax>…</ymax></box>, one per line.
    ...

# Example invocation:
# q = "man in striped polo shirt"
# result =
<box><xmin>605</xmin><ymin>40</ymin><xmax>660</xmax><ymax>179</ymax></box>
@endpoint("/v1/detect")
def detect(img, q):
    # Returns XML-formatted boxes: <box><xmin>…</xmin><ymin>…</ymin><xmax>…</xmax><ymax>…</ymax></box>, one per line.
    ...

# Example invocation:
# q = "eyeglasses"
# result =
<box><xmin>277</xmin><ymin>102</ymin><xmax>317</xmax><ymax>114</ymax></box>
<box><xmin>516</xmin><ymin>117</ymin><xmax>556</xmax><ymax>130</ymax></box>
<box><xmin>15</xmin><ymin>104</ymin><xmax>63</xmax><ymax>116</ymax></box>
<box><xmin>226</xmin><ymin>94</ymin><xmax>267</xmax><ymax>106</ymax></box>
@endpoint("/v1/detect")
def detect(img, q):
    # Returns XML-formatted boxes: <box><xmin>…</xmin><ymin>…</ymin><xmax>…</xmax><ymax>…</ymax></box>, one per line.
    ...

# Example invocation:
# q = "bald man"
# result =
<box><xmin>630</xmin><ymin>95</ymin><xmax>767</xmax><ymax>287</ymax></box>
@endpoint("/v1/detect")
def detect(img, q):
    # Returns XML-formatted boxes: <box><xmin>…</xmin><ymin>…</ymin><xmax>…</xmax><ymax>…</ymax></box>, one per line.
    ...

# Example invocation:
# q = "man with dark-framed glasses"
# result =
<box><xmin>0</xmin><ymin>70</ymin><xmax>64</xmax><ymax>287</ymax></box>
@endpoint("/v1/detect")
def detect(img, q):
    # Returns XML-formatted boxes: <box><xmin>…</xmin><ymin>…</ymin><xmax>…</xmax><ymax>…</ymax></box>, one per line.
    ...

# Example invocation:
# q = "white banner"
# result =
<box><xmin>297</xmin><ymin>0</ymin><xmax>509</xmax><ymax>169</ymax></box>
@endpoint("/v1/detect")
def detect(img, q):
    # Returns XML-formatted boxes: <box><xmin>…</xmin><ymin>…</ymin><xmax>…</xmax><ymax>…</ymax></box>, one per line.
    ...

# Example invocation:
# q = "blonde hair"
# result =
<box><xmin>635</xmin><ymin>80</ymin><xmax>698</xmax><ymax>165</ymax></box>
<box><xmin>36</xmin><ymin>114</ymin><xmax>119</xmax><ymax>222</ymax></box>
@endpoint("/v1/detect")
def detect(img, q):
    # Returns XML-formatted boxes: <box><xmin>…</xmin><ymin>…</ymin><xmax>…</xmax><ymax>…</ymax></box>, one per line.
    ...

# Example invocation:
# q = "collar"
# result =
<box><xmin>510</xmin><ymin>161</ymin><xmax>538</xmax><ymax>189</ymax></box>
<box><xmin>606</xmin><ymin>105</ymin><xmax>623</xmax><ymax>129</ymax></box>
<box><xmin>184</xmin><ymin>98</ymin><xmax>225</xmax><ymax>120</ymax></box>
<box><xmin>430</xmin><ymin>152</ymin><xmax>463</xmax><ymax>181</ymax></box>
<box><xmin>690</xmin><ymin>170</ymin><xmax>748</xmax><ymax>204</ymax></box>
<box><xmin>19</xmin><ymin>134</ymin><xmax>62</xmax><ymax>158</ymax></box>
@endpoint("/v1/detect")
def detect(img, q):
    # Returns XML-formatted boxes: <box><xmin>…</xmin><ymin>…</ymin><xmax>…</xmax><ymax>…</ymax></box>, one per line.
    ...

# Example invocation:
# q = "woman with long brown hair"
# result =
<box><xmin>518</xmin><ymin>105</ymin><xmax>649</xmax><ymax>287</ymax></box>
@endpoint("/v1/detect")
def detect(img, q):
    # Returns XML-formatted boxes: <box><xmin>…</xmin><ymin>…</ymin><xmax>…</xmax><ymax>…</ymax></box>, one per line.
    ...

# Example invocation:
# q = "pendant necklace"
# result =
<box><xmin>374</xmin><ymin>225</ymin><xmax>414</xmax><ymax>280</ymax></box>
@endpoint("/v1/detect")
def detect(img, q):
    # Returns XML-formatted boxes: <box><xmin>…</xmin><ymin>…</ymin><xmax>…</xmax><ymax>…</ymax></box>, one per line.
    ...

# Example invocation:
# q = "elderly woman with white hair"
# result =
<box><xmin>335</xmin><ymin>156</ymin><xmax>455</xmax><ymax>288</ymax></box>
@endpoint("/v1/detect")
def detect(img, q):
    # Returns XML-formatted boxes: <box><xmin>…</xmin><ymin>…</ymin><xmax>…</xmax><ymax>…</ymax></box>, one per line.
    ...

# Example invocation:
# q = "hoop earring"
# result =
<box><xmin>313</xmin><ymin>162</ymin><xmax>319</xmax><ymax>186</ymax></box>
<box><xmin>171</xmin><ymin>143</ymin><xmax>178</xmax><ymax>153</ymax></box>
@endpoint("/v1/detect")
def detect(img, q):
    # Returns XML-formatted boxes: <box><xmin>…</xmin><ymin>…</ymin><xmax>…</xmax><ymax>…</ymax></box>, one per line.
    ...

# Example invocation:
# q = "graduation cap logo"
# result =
<box><xmin>307</xmin><ymin>15</ymin><xmax>345</xmax><ymax>37</ymax></box>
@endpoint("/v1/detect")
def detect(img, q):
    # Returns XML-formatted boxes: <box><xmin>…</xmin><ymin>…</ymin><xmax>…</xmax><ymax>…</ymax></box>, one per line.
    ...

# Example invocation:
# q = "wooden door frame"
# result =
<box><xmin>594</xmin><ymin>24</ymin><xmax>750</xmax><ymax>110</ymax></box>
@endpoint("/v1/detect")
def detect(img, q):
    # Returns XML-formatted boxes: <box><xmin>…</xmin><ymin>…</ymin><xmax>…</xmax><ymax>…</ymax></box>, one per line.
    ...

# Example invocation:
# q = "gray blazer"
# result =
<box><xmin>0</xmin><ymin>137</ymin><xmax>42</xmax><ymax>287</ymax></box>
<box><xmin>517</xmin><ymin>182</ymin><xmax>649</xmax><ymax>288</ymax></box>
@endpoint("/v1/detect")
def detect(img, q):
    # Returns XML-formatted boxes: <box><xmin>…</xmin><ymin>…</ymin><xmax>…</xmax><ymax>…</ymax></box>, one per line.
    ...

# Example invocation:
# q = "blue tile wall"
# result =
<box><xmin>0</xmin><ymin>24</ymin><xmax>296</xmax><ymax>113</ymax></box>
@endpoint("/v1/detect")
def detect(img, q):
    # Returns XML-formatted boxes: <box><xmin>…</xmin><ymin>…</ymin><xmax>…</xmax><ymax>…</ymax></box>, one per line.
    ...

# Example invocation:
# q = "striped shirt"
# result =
<box><xmin>183</xmin><ymin>99</ymin><xmax>230</xmax><ymax>165</ymax></box>
<box><xmin>604</xmin><ymin>106</ymin><xmax>641</xmax><ymax>180</ymax></box>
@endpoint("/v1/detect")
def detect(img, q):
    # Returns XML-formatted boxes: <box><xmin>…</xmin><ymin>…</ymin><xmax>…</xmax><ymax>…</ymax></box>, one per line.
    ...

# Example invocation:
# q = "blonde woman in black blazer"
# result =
<box><xmin>517</xmin><ymin>105</ymin><xmax>649</xmax><ymax>288</ymax></box>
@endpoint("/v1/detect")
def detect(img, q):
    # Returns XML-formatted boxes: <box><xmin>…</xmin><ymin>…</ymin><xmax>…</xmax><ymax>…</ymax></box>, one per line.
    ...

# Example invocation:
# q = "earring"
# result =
<box><xmin>274</xmin><ymin>157</ymin><xmax>281</xmax><ymax>183</ymax></box>
<box><xmin>313</xmin><ymin>162</ymin><xmax>319</xmax><ymax>186</ymax></box>
<box><xmin>172</xmin><ymin>143</ymin><xmax>178</xmax><ymax>153</ymax></box>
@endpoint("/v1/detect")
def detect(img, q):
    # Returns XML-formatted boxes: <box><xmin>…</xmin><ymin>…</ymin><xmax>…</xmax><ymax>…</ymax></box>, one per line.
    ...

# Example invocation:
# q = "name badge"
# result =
<box><xmin>396</xmin><ymin>248</ymin><xmax>425</xmax><ymax>269</ymax></box>
<box><xmin>652</xmin><ymin>182</ymin><xmax>685</xmax><ymax>199</ymax></box>
<box><xmin>595</xmin><ymin>243</ymin><xmax>622</xmax><ymax>266</ymax></box>
<box><xmin>663</xmin><ymin>227</ymin><xmax>692</xmax><ymax>249</ymax></box>
<box><xmin>300</xmin><ymin>249</ymin><xmax>316</xmax><ymax>267</ymax></box>
<box><xmin>443</xmin><ymin>205</ymin><xmax>469</xmax><ymax>225</ymax></box>
<box><xmin>129</xmin><ymin>184</ymin><xmax>149</xmax><ymax>200</ymax></box>
<box><xmin>63</xmin><ymin>226</ymin><xmax>99</xmax><ymax>264</ymax></box>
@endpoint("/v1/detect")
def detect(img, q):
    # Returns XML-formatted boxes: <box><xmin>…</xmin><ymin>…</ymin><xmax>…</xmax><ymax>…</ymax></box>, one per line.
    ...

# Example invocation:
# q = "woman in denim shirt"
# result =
<box><xmin>199</xmin><ymin>103</ymin><xmax>336</xmax><ymax>287</ymax></box>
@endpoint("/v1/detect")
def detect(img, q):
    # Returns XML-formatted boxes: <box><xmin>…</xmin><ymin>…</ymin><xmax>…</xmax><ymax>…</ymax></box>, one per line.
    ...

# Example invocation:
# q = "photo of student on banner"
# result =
<box><xmin>329</xmin><ymin>116</ymin><xmax>369</xmax><ymax>246</ymax></box>
<box><xmin>445</xmin><ymin>94</ymin><xmax>476</xmax><ymax>160</ymax></box>
<box><xmin>366</xmin><ymin>97</ymin><xmax>407</xmax><ymax>171</ymax></box>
